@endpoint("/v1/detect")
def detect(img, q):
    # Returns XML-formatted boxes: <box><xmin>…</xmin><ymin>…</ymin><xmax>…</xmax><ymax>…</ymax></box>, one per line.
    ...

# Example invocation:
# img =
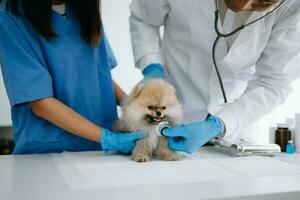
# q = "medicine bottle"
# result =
<box><xmin>275</xmin><ymin>124</ymin><xmax>291</xmax><ymax>152</ymax></box>
<box><xmin>286</xmin><ymin>140</ymin><xmax>295</xmax><ymax>154</ymax></box>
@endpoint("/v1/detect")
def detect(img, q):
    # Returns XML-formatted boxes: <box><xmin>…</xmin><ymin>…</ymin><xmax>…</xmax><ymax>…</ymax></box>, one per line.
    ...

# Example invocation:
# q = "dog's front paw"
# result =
<box><xmin>131</xmin><ymin>154</ymin><xmax>151</xmax><ymax>162</ymax></box>
<box><xmin>162</xmin><ymin>152</ymin><xmax>181</xmax><ymax>161</ymax></box>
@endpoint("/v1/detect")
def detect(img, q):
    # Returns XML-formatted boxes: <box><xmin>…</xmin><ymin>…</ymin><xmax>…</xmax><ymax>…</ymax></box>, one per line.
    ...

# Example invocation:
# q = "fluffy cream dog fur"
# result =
<box><xmin>113</xmin><ymin>79</ymin><xmax>183</xmax><ymax>162</ymax></box>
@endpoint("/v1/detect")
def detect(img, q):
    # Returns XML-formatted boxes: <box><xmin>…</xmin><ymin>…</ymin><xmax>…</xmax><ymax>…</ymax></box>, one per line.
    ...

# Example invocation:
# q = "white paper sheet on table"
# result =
<box><xmin>206</xmin><ymin>156</ymin><xmax>300</xmax><ymax>177</ymax></box>
<box><xmin>52</xmin><ymin>152</ymin><xmax>238</xmax><ymax>190</ymax></box>
<box><xmin>52</xmin><ymin>151</ymin><xmax>300</xmax><ymax>190</ymax></box>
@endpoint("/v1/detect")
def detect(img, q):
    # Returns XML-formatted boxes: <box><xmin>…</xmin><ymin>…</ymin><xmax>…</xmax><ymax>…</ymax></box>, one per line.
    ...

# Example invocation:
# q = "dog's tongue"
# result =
<box><xmin>153</xmin><ymin>117</ymin><xmax>162</xmax><ymax>122</ymax></box>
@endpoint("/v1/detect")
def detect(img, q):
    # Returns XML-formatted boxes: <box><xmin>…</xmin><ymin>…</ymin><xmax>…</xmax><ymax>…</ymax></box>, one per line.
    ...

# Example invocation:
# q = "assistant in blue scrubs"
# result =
<box><xmin>0</xmin><ymin>2</ymin><xmax>119</xmax><ymax>154</ymax></box>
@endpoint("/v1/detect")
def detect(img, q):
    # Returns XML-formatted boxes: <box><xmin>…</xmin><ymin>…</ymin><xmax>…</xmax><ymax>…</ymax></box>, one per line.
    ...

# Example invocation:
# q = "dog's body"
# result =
<box><xmin>113</xmin><ymin>79</ymin><xmax>183</xmax><ymax>162</ymax></box>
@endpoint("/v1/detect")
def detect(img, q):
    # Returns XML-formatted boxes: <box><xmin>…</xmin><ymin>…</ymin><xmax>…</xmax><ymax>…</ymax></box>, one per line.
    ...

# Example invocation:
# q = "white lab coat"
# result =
<box><xmin>130</xmin><ymin>0</ymin><xmax>300</xmax><ymax>143</ymax></box>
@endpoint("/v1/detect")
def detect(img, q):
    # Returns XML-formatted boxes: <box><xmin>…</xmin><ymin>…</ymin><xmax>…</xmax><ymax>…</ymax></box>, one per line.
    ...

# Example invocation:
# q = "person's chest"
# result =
<box><xmin>165</xmin><ymin>0</ymin><xmax>276</xmax><ymax>72</ymax></box>
<box><xmin>36</xmin><ymin>5</ymin><xmax>101</xmax><ymax>81</ymax></box>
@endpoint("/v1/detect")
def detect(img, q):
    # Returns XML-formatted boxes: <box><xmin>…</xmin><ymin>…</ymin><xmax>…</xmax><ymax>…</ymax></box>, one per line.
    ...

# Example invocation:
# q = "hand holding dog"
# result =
<box><xmin>101</xmin><ymin>128</ymin><xmax>145</xmax><ymax>154</ymax></box>
<box><xmin>163</xmin><ymin>116</ymin><xmax>225</xmax><ymax>154</ymax></box>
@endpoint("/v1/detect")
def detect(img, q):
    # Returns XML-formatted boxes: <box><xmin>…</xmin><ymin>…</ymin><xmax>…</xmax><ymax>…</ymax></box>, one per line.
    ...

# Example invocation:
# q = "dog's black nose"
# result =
<box><xmin>156</xmin><ymin>111</ymin><xmax>161</xmax><ymax>117</ymax></box>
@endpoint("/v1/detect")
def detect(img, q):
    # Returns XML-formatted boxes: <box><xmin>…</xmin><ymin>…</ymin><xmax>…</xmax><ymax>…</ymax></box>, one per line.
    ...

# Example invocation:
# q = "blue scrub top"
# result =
<box><xmin>0</xmin><ymin>3</ymin><xmax>118</xmax><ymax>154</ymax></box>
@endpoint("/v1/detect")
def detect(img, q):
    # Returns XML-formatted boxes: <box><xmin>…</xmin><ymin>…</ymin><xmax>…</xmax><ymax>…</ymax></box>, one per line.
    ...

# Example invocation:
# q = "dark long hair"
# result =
<box><xmin>3</xmin><ymin>0</ymin><xmax>102</xmax><ymax>47</ymax></box>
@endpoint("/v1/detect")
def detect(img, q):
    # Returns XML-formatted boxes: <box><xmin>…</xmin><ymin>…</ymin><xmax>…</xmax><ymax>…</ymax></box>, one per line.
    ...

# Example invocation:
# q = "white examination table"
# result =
<box><xmin>1</xmin><ymin>147</ymin><xmax>300</xmax><ymax>200</ymax></box>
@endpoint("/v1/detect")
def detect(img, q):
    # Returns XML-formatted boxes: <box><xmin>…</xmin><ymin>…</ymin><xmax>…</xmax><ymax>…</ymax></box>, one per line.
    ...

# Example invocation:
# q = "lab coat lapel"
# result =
<box><xmin>197</xmin><ymin>0</ymin><xmax>215</xmax><ymax>27</ymax></box>
<box><xmin>209</xmin><ymin>10</ymin><xmax>266</xmax><ymax>107</ymax></box>
<box><xmin>197</xmin><ymin>0</ymin><xmax>228</xmax><ymax>61</ymax></box>
<box><xmin>227</xmin><ymin>11</ymin><xmax>266</xmax><ymax>54</ymax></box>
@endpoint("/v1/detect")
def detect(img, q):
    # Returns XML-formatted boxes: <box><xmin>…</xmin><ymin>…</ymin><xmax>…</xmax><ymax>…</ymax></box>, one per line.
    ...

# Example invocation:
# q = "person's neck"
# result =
<box><xmin>52</xmin><ymin>0</ymin><xmax>65</xmax><ymax>5</ymax></box>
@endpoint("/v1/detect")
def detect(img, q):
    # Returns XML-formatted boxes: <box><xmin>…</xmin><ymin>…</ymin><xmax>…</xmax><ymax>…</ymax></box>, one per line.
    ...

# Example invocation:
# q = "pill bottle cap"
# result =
<box><xmin>277</xmin><ymin>123</ymin><xmax>289</xmax><ymax>129</ymax></box>
<box><xmin>288</xmin><ymin>140</ymin><xmax>294</xmax><ymax>144</ymax></box>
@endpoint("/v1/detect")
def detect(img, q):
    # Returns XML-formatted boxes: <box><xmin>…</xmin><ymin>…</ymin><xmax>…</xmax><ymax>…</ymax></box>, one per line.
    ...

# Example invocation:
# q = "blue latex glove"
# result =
<box><xmin>162</xmin><ymin>116</ymin><xmax>225</xmax><ymax>154</ymax></box>
<box><xmin>101</xmin><ymin>128</ymin><xmax>145</xmax><ymax>154</ymax></box>
<box><xmin>142</xmin><ymin>63</ymin><xmax>165</xmax><ymax>79</ymax></box>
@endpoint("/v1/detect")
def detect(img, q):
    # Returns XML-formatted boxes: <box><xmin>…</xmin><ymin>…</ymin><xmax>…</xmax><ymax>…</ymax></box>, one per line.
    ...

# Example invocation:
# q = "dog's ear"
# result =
<box><xmin>132</xmin><ymin>83</ymin><xmax>144</xmax><ymax>98</ymax></box>
<box><xmin>123</xmin><ymin>82</ymin><xmax>144</xmax><ymax>107</ymax></box>
<box><xmin>167</xmin><ymin>84</ymin><xmax>176</xmax><ymax>94</ymax></box>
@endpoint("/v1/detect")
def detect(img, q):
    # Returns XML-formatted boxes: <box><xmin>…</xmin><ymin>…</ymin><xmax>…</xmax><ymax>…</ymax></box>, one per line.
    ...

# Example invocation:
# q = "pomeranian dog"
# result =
<box><xmin>113</xmin><ymin>79</ymin><xmax>183</xmax><ymax>162</ymax></box>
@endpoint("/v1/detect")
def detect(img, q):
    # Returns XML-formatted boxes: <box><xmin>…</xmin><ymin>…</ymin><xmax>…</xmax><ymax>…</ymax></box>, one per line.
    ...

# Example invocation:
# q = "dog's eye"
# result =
<box><xmin>162</xmin><ymin>106</ymin><xmax>166</xmax><ymax>110</ymax></box>
<box><xmin>147</xmin><ymin>106</ymin><xmax>153</xmax><ymax>110</ymax></box>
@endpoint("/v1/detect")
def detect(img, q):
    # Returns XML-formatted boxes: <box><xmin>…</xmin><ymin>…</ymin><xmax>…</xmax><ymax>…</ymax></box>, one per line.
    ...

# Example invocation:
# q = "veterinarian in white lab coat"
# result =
<box><xmin>130</xmin><ymin>0</ymin><xmax>300</xmax><ymax>153</ymax></box>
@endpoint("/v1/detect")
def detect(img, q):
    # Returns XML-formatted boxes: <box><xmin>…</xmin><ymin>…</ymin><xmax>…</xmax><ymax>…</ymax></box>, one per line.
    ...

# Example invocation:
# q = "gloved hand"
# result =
<box><xmin>162</xmin><ymin>116</ymin><xmax>225</xmax><ymax>154</ymax></box>
<box><xmin>101</xmin><ymin>128</ymin><xmax>145</xmax><ymax>154</ymax></box>
<box><xmin>142</xmin><ymin>63</ymin><xmax>165</xmax><ymax>79</ymax></box>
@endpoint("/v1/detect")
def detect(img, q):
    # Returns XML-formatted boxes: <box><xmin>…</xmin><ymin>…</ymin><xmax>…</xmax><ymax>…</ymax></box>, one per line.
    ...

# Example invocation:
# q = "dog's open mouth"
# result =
<box><xmin>145</xmin><ymin>114</ymin><xmax>163</xmax><ymax>124</ymax></box>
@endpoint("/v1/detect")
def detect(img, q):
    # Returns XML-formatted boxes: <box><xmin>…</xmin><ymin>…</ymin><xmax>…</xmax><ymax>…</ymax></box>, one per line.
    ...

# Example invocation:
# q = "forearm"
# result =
<box><xmin>113</xmin><ymin>81</ymin><xmax>127</xmax><ymax>105</ymax></box>
<box><xmin>215</xmin><ymin>73</ymin><xmax>293</xmax><ymax>140</ymax></box>
<box><xmin>29</xmin><ymin>97</ymin><xmax>101</xmax><ymax>143</ymax></box>
<box><xmin>130</xmin><ymin>17</ymin><xmax>161</xmax><ymax>70</ymax></box>
<box><xmin>130</xmin><ymin>0</ymin><xmax>169</xmax><ymax>69</ymax></box>
<box><xmin>216</xmin><ymin>9</ymin><xmax>300</xmax><ymax>138</ymax></box>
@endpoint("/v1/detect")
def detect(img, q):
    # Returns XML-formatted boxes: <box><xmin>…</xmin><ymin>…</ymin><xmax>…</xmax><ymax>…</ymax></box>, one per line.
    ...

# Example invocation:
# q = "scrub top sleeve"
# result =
<box><xmin>102</xmin><ymin>34</ymin><xmax>118</xmax><ymax>69</ymax></box>
<box><xmin>0</xmin><ymin>20</ymin><xmax>53</xmax><ymax>107</ymax></box>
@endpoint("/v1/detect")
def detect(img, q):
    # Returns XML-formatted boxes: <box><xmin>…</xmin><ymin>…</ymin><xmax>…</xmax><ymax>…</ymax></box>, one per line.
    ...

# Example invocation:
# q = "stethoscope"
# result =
<box><xmin>212</xmin><ymin>0</ymin><xmax>288</xmax><ymax>103</ymax></box>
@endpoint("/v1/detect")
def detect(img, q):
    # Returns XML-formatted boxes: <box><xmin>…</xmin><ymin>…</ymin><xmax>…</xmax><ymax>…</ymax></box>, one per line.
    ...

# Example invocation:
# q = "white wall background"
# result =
<box><xmin>102</xmin><ymin>0</ymin><xmax>142</xmax><ymax>92</ymax></box>
<box><xmin>0</xmin><ymin>72</ymin><xmax>11</xmax><ymax>126</ymax></box>
<box><xmin>1</xmin><ymin>0</ymin><xmax>300</xmax><ymax>143</ymax></box>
